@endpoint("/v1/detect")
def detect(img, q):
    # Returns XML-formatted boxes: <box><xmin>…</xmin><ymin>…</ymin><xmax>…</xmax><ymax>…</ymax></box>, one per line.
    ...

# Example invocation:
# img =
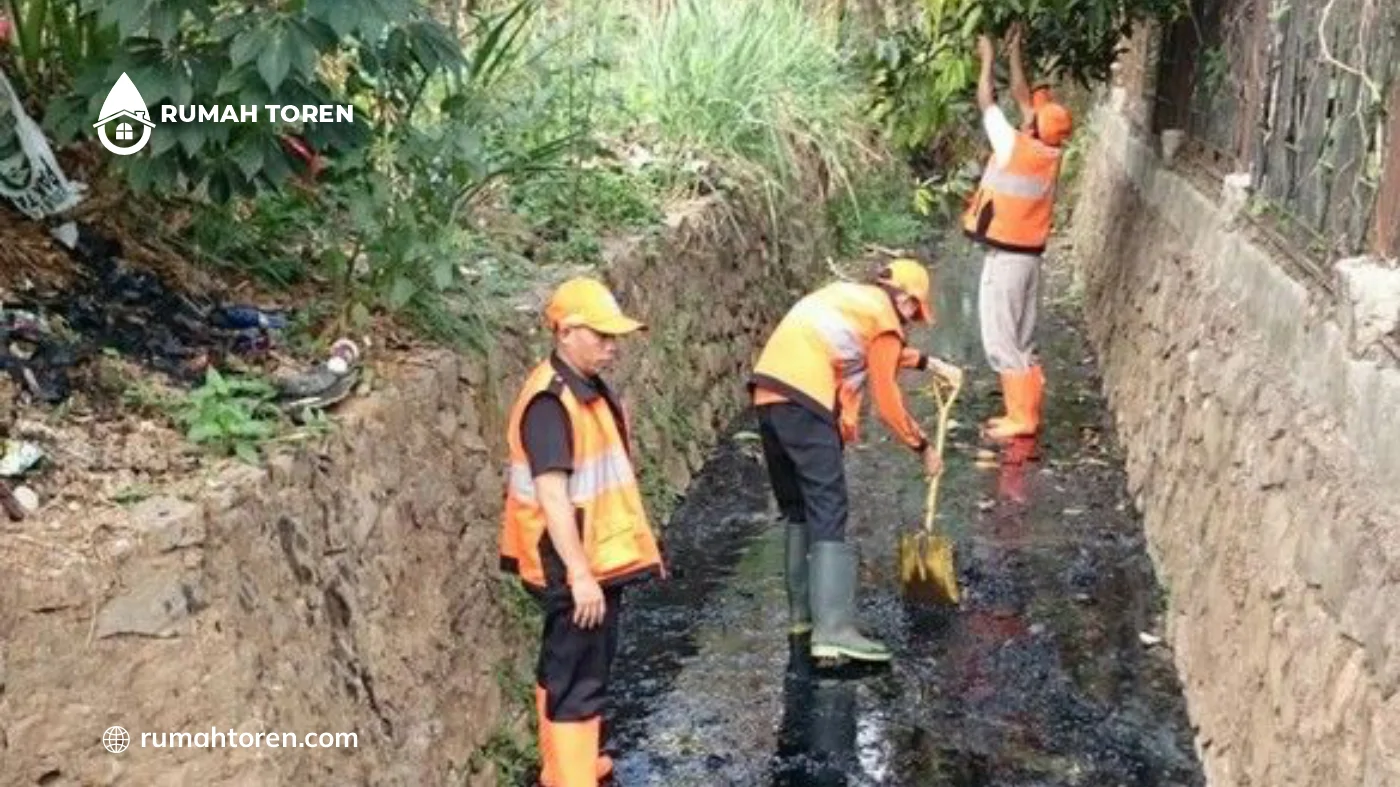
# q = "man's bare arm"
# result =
<box><xmin>1008</xmin><ymin>23</ymin><xmax>1034</xmax><ymax>122</ymax></box>
<box><xmin>977</xmin><ymin>35</ymin><xmax>996</xmax><ymax>112</ymax></box>
<box><xmin>535</xmin><ymin>471</ymin><xmax>606</xmax><ymax>628</ymax></box>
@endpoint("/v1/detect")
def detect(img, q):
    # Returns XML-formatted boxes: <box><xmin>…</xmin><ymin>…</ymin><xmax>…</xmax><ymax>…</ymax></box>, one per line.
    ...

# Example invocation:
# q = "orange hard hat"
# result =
<box><xmin>883</xmin><ymin>258</ymin><xmax>932</xmax><ymax>323</ymax></box>
<box><xmin>1033</xmin><ymin>100</ymin><xmax>1073</xmax><ymax>147</ymax></box>
<box><xmin>544</xmin><ymin>277</ymin><xmax>645</xmax><ymax>335</ymax></box>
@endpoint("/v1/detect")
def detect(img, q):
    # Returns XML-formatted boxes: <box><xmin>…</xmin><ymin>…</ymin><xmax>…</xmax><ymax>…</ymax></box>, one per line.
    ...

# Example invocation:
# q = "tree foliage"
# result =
<box><xmin>37</xmin><ymin>0</ymin><xmax>482</xmax><ymax>199</ymax></box>
<box><xmin>865</xmin><ymin>0</ymin><xmax>1184</xmax><ymax>158</ymax></box>
<box><xmin>5</xmin><ymin>0</ymin><xmax>574</xmax><ymax>336</ymax></box>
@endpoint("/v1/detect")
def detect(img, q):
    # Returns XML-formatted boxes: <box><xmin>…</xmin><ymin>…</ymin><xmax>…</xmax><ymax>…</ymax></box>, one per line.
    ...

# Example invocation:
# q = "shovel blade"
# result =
<box><xmin>898</xmin><ymin>532</ymin><xmax>960</xmax><ymax>605</ymax></box>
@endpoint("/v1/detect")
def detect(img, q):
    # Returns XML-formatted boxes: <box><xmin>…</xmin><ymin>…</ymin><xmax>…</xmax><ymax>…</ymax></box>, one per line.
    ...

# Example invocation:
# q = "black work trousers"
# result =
<box><xmin>534</xmin><ymin>586</ymin><xmax>623</xmax><ymax>722</ymax></box>
<box><xmin>757</xmin><ymin>402</ymin><xmax>849</xmax><ymax>543</ymax></box>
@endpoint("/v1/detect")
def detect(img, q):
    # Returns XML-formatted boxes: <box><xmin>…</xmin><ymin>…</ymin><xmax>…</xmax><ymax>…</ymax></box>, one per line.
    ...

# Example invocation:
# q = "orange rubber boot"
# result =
<box><xmin>537</xmin><ymin>688</ymin><xmax>612</xmax><ymax>787</ymax></box>
<box><xmin>983</xmin><ymin>367</ymin><xmax>1022</xmax><ymax>432</ymax></box>
<box><xmin>982</xmin><ymin>369</ymin><xmax>1023</xmax><ymax>436</ymax></box>
<box><xmin>550</xmin><ymin>717</ymin><xmax>602</xmax><ymax>787</ymax></box>
<box><xmin>985</xmin><ymin>366</ymin><xmax>1043</xmax><ymax>440</ymax></box>
<box><xmin>1027</xmin><ymin>365</ymin><xmax>1045</xmax><ymax>427</ymax></box>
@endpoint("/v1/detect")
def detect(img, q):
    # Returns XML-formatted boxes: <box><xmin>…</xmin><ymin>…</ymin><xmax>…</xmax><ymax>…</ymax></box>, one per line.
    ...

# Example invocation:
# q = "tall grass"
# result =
<box><xmin>613</xmin><ymin>0</ymin><xmax>875</xmax><ymax>194</ymax></box>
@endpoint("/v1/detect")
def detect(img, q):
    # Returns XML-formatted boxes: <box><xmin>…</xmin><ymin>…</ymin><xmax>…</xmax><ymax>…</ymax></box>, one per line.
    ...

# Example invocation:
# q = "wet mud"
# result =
<box><xmin>598</xmin><ymin>236</ymin><xmax>1206</xmax><ymax>786</ymax></box>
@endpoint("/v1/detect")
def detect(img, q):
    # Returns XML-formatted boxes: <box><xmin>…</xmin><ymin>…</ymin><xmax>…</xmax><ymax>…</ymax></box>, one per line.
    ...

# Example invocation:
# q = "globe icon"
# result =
<box><xmin>103</xmin><ymin>726</ymin><xmax>130</xmax><ymax>754</ymax></box>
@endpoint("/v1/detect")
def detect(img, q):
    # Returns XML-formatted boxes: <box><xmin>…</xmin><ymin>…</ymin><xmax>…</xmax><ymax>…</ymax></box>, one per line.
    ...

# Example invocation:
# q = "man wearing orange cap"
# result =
<box><xmin>499</xmin><ymin>277</ymin><xmax>664</xmax><ymax>787</ymax></box>
<box><xmin>748</xmin><ymin>257</ymin><xmax>962</xmax><ymax>662</ymax></box>
<box><xmin>963</xmin><ymin>24</ymin><xmax>1073</xmax><ymax>441</ymax></box>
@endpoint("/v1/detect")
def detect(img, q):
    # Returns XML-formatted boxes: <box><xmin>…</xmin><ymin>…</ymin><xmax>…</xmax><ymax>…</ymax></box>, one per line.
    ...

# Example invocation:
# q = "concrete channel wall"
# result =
<box><xmin>1067</xmin><ymin>100</ymin><xmax>1400</xmax><ymax>786</ymax></box>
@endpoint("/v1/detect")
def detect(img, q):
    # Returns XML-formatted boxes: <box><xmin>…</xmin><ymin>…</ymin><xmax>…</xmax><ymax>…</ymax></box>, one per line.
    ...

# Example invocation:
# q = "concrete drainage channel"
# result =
<box><xmin>596</xmin><ymin>235</ymin><xmax>1207</xmax><ymax>787</ymax></box>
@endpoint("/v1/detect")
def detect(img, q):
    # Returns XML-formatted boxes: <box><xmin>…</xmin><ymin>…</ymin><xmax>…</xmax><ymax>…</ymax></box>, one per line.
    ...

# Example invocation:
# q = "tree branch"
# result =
<box><xmin>1317</xmin><ymin>0</ymin><xmax>1381</xmax><ymax>103</ymax></box>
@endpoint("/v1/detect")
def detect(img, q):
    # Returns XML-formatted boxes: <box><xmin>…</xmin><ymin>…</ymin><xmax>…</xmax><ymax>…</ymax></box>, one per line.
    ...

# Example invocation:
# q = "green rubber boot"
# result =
<box><xmin>785</xmin><ymin>520</ymin><xmax>812</xmax><ymax>635</ymax></box>
<box><xmin>809</xmin><ymin>541</ymin><xmax>891</xmax><ymax>662</ymax></box>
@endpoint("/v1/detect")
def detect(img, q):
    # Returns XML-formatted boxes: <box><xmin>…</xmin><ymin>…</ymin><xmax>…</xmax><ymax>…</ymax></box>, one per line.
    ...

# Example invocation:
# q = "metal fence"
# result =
<box><xmin>1152</xmin><ymin>0</ymin><xmax>1400</xmax><ymax>260</ymax></box>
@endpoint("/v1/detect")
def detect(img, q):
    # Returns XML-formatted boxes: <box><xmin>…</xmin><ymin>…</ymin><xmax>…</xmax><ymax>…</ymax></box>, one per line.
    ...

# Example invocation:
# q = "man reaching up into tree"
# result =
<box><xmin>962</xmin><ymin>24</ymin><xmax>1073</xmax><ymax>441</ymax></box>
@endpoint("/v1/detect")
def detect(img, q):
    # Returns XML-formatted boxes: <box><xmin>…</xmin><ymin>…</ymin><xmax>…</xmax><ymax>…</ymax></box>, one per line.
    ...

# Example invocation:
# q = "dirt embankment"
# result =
<box><xmin>0</xmin><ymin>167</ymin><xmax>837</xmax><ymax>784</ymax></box>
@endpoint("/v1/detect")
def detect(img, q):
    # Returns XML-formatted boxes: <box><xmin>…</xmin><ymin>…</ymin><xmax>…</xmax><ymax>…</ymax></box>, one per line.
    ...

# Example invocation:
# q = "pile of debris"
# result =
<box><xmin>2</xmin><ymin>220</ymin><xmax>296</xmax><ymax>394</ymax></box>
<box><xmin>2</xmin><ymin>63</ymin><xmax>364</xmax><ymax>522</ymax></box>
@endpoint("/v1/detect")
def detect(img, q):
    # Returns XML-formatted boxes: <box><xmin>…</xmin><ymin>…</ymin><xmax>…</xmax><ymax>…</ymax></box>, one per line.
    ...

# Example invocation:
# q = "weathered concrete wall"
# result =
<box><xmin>1068</xmin><ymin>104</ymin><xmax>1400</xmax><ymax>787</ymax></box>
<box><xmin>0</xmin><ymin>187</ymin><xmax>831</xmax><ymax>785</ymax></box>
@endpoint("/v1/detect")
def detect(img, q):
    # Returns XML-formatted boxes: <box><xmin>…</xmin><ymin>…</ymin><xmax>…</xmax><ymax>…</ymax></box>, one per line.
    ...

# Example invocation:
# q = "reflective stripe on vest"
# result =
<box><xmin>507</xmin><ymin>444</ymin><xmax>637</xmax><ymax>505</ymax></box>
<box><xmin>790</xmin><ymin>296</ymin><xmax>867</xmax><ymax>376</ymax></box>
<box><xmin>980</xmin><ymin>163</ymin><xmax>1054</xmax><ymax>200</ymax></box>
<box><xmin>750</xmin><ymin>282</ymin><xmax>903</xmax><ymax>440</ymax></box>
<box><xmin>961</xmin><ymin>132</ymin><xmax>1061</xmax><ymax>254</ymax></box>
<box><xmin>499</xmin><ymin>360</ymin><xmax>661</xmax><ymax>590</ymax></box>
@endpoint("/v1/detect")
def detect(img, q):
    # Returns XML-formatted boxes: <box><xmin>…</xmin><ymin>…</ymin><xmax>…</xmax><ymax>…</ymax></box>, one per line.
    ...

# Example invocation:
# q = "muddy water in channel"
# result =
<box><xmin>600</xmin><ymin>237</ymin><xmax>1206</xmax><ymax>787</ymax></box>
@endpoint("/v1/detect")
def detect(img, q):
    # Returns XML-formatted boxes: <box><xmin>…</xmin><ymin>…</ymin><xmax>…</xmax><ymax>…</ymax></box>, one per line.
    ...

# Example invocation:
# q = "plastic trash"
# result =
<box><xmin>0</xmin><ymin>439</ymin><xmax>43</xmax><ymax>476</ymax></box>
<box><xmin>0</xmin><ymin>66</ymin><xmax>85</xmax><ymax>219</ymax></box>
<box><xmin>12</xmin><ymin>484</ymin><xmax>38</xmax><ymax>513</ymax></box>
<box><xmin>326</xmin><ymin>338</ymin><xmax>359</xmax><ymax>375</ymax></box>
<box><xmin>212</xmin><ymin>305</ymin><xmax>289</xmax><ymax>331</ymax></box>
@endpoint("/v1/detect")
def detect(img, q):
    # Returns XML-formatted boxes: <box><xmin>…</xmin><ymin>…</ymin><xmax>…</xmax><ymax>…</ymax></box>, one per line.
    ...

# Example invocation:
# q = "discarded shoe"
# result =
<box><xmin>277</xmin><ymin>365</ymin><xmax>360</xmax><ymax>416</ymax></box>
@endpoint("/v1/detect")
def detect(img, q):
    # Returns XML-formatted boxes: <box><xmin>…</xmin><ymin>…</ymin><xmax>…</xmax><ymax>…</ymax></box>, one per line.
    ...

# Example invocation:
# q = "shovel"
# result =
<box><xmin>898</xmin><ymin>372</ymin><xmax>961</xmax><ymax>605</ymax></box>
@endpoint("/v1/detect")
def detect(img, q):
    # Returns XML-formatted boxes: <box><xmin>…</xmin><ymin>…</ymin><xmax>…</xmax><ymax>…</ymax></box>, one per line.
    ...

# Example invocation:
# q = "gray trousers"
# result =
<box><xmin>978</xmin><ymin>249</ymin><xmax>1042</xmax><ymax>372</ymax></box>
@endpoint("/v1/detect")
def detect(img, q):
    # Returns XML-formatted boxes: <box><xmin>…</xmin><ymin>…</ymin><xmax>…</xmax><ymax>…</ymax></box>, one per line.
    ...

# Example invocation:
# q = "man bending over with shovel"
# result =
<box><xmin>748</xmin><ymin>258</ymin><xmax>963</xmax><ymax>662</ymax></box>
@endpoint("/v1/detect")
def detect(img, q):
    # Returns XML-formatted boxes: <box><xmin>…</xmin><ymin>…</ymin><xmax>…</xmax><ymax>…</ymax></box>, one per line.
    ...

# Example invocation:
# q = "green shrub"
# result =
<box><xmin>830</xmin><ymin>164</ymin><xmax>927</xmax><ymax>256</ymax></box>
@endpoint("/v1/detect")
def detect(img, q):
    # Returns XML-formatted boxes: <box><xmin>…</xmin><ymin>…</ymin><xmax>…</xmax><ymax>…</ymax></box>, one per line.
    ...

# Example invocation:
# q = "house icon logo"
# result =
<box><xmin>93</xmin><ymin>73</ymin><xmax>154</xmax><ymax>156</ymax></box>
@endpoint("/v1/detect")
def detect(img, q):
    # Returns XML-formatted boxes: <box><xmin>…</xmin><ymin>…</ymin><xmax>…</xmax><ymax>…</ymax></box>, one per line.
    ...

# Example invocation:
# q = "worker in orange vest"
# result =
<box><xmin>962</xmin><ymin>25</ymin><xmax>1073</xmax><ymax>441</ymax></box>
<box><xmin>499</xmin><ymin>277</ymin><xmax>664</xmax><ymax>787</ymax></box>
<box><xmin>749</xmin><ymin>258</ymin><xmax>963</xmax><ymax>662</ymax></box>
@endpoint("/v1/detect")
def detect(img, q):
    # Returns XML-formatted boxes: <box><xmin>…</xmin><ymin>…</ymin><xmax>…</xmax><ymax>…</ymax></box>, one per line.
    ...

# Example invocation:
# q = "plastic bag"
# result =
<box><xmin>0</xmin><ymin>66</ymin><xmax>85</xmax><ymax>220</ymax></box>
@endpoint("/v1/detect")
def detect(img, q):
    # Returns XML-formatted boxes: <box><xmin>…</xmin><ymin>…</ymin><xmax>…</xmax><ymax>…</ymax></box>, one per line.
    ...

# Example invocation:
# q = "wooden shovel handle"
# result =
<box><xmin>922</xmin><ymin>374</ymin><xmax>961</xmax><ymax>533</ymax></box>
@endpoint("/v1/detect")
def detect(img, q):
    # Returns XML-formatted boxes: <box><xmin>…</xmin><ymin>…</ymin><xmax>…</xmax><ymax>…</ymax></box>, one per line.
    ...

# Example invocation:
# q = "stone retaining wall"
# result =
<box><xmin>1068</xmin><ymin>104</ymin><xmax>1400</xmax><ymax>787</ymax></box>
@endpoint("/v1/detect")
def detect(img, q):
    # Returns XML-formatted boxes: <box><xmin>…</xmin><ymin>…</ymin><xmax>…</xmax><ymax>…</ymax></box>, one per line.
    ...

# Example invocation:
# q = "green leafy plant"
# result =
<box><xmin>173</xmin><ymin>367</ymin><xmax>281</xmax><ymax>464</ymax></box>
<box><xmin>125</xmin><ymin>0</ymin><xmax>574</xmax><ymax>345</ymax></box>
<box><xmin>830</xmin><ymin>161</ymin><xmax>928</xmax><ymax>255</ymax></box>
<box><xmin>865</xmin><ymin>0</ymin><xmax>1185</xmax><ymax>160</ymax></box>
<box><xmin>509</xmin><ymin>163</ymin><xmax>662</xmax><ymax>264</ymax></box>
<box><xmin>42</xmin><ymin>0</ymin><xmax>475</xmax><ymax>199</ymax></box>
<box><xmin>467</xmin><ymin>724</ymin><xmax>536</xmax><ymax>785</ymax></box>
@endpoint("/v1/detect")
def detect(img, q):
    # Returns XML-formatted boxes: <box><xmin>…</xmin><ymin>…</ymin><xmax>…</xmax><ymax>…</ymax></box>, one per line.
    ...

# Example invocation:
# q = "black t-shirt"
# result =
<box><xmin>520</xmin><ymin>354</ymin><xmax>630</xmax><ymax>479</ymax></box>
<box><xmin>521</xmin><ymin>393</ymin><xmax>573</xmax><ymax>476</ymax></box>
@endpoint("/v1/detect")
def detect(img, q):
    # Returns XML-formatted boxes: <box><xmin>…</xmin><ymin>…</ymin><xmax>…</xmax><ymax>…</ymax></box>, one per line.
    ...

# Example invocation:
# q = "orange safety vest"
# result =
<box><xmin>962</xmin><ymin>132</ymin><xmax>1062</xmax><ymax>255</ymax></box>
<box><xmin>499</xmin><ymin>359</ymin><xmax>662</xmax><ymax>591</ymax></box>
<box><xmin>748</xmin><ymin>281</ymin><xmax>906</xmax><ymax>444</ymax></box>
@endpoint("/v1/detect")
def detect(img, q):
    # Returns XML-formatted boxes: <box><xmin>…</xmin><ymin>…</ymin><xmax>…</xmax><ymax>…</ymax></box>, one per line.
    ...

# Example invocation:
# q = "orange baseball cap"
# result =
<box><xmin>545</xmin><ymin>277</ymin><xmax>645</xmax><ymax>335</ymax></box>
<box><xmin>884</xmin><ymin>258</ymin><xmax>932</xmax><ymax>323</ymax></box>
